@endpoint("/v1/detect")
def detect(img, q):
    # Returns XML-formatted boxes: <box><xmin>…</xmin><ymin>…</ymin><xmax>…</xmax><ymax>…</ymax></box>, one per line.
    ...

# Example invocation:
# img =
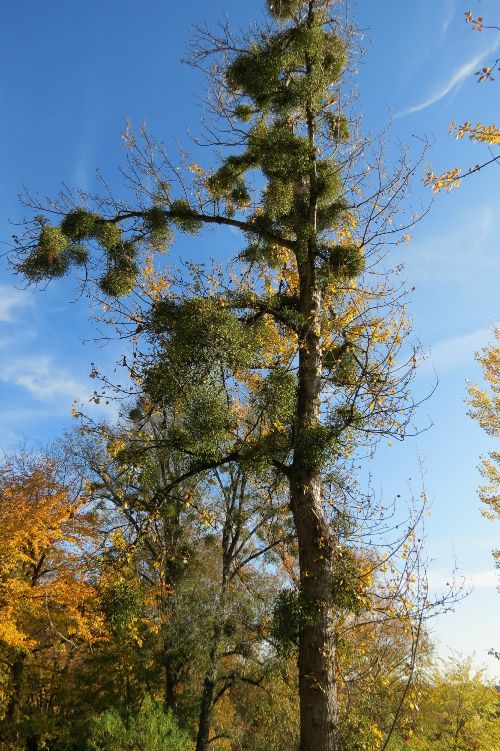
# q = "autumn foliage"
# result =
<box><xmin>467</xmin><ymin>327</ymin><xmax>500</xmax><ymax>560</ymax></box>
<box><xmin>2</xmin><ymin>1</ymin><xmax>498</xmax><ymax>750</ymax></box>
<box><xmin>0</xmin><ymin>456</ymin><xmax>101</xmax><ymax>653</ymax></box>
<box><xmin>425</xmin><ymin>9</ymin><xmax>500</xmax><ymax>192</ymax></box>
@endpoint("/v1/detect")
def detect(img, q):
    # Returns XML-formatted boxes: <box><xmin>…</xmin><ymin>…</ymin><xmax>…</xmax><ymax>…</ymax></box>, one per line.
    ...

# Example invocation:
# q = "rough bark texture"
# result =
<box><xmin>291</xmin><ymin>364</ymin><xmax>339</xmax><ymax>751</ymax></box>
<box><xmin>6</xmin><ymin>656</ymin><xmax>24</xmax><ymax>725</ymax></box>
<box><xmin>291</xmin><ymin>148</ymin><xmax>339</xmax><ymax>748</ymax></box>
<box><xmin>291</xmin><ymin>475</ymin><xmax>338</xmax><ymax>751</ymax></box>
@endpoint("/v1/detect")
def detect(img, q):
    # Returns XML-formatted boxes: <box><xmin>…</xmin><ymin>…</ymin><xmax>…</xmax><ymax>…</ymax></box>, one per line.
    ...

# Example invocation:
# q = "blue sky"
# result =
<box><xmin>1</xmin><ymin>1</ymin><xmax>499</xmax><ymax>676</ymax></box>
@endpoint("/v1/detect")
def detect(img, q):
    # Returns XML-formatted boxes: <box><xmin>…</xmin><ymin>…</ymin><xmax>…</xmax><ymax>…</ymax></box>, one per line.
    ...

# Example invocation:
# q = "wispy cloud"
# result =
<box><xmin>0</xmin><ymin>286</ymin><xmax>33</xmax><ymax>322</ymax></box>
<box><xmin>440</xmin><ymin>0</ymin><xmax>456</xmax><ymax>41</ymax></box>
<box><xmin>418</xmin><ymin>326</ymin><xmax>497</xmax><ymax>377</ymax></box>
<box><xmin>406</xmin><ymin>204</ymin><xmax>497</xmax><ymax>282</ymax></box>
<box><xmin>0</xmin><ymin>354</ymin><xmax>120</xmax><ymax>423</ymax></box>
<box><xmin>396</xmin><ymin>39</ymin><xmax>500</xmax><ymax>117</ymax></box>
<box><xmin>466</xmin><ymin>570</ymin><xmax>499</xmax><ymax>589</ymax></box>
<box><xmin>429</xmin><ymin>568</ymin><xmax>499</xmax><ymax>591</ymax></box>
<box><xmin>0</xmin><ymin>355</ymin><xmax>89</xmax><ymax>403</ymax></box>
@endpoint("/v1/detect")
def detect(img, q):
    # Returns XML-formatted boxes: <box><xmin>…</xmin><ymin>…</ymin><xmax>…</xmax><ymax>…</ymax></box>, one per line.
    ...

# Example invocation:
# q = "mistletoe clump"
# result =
<box><xmin>267</xmin><ymin>0</ymin><xmax>303</xmax><ymax>21</ymax></box>
<box><xmin>20</xmin><ymin>225</ymin><xmax>71</xmax><ymax>281</ymax></box>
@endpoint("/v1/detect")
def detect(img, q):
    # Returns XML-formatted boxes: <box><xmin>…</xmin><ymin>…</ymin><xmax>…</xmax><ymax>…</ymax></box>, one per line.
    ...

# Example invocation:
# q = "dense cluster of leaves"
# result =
<box><xmin>88</xmin><ymin>697</ymin><xmax>191</xmax><ymax>751</ymax></box>
<box><xmin>0</xmin><ymin>443</ymin><xmax>485</xmax><ymax>751</ymax></box>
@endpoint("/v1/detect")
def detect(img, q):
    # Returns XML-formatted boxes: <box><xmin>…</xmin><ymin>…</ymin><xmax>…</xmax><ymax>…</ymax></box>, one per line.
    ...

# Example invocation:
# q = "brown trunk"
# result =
<box><xmin>26</xmin><ymin>734</ymin><xmax>39</xmax><ymax>751</ymax></box>
<box><xmin>291</xmin><ymin>474</ymin><xmax>338</xmax><ymax>751</ymax></box>
<box><xmin>6</xmin><ymin>655</ymin><xmax>24</xmax><ymax>724</ymax></box>
<box><xmin>2</xmin><ymin>655</ymin><xmax>25</xmax><ymax>748</ymax></box>
<box><xmin>164</xmin><ymin>654</ymin><xmax>178</xmax><ymax>712</ymax></box>
<box><xmin>291</xmin><ymin>194</ymin><xmax>339</xmax><ymax>749</ymax></box>
<box><xmin>195</xmin><ymin>580</ymin><xmax>227</xmax><ymax>751</ymax></box>
<box><xmin>291</xmin><ymin>372</ymin><xmax>340</xmax><ymax>751</ymax></box>
<box><xmin>195</xmin><ymin>651</ymin><xmax>218</xmax><ymax>751</ymax></box>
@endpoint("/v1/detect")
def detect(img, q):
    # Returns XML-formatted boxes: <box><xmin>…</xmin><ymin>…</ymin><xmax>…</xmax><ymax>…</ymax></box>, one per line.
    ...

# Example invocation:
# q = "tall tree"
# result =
<box><xmin>12</xmin><ymin>2</ymin><xmax>426</xmax><ymax>748</ymax></box>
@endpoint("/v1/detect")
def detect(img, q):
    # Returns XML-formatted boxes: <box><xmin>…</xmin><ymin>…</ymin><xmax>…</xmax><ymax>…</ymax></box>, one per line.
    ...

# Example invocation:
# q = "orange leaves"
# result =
<box><xmin>476</xmin><ymin>326</ymin><xmax>500</xmax><ymax>394</ymax></box>
<box><xmin>475</xmin><ymin>65</ymin><xmax>496</xmax><ymax>83</ymax></box>
<box><xmin>467</xmin><ymin>326</ymin><xmax>500</xmax><ymax>437</ymax></box>
<box><xmin>465</xmin><ymin>11</ymin><xmax>484</xmax><ymax>32</ymax></box>
<box><xmin>0</xmin><ymin>456</ymin><xmax>103</xmax><ymax>653</ymax></box>
<box><xmin>139</xmin><ymin>255</ymin><xmax>172</xmax><ymax>301</ymax></box>
<box><xmin>425</xmin><ymin>14</ymin><xmax>500</xmax><ymax>193</ymax></box>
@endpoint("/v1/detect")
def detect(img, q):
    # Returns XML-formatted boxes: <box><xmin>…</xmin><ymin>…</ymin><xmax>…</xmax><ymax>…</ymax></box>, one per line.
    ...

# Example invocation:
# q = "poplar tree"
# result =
<box><xmin>12</xmin><ymin>1</ymin><xmax>425</xmax><ymax>748</ymax></box>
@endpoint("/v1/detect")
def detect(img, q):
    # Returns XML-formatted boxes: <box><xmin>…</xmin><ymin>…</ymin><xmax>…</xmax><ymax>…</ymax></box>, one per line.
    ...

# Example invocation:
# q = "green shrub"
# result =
<box><xmin>87</xmin><ymin>696</ymin><xmax>192</xmax><ymax>751</ymax></box>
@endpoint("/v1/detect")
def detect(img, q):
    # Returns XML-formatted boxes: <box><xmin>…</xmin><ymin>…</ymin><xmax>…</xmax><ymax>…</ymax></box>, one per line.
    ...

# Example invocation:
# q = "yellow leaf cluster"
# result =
<box><xmin>0</xmin><ymin>459</ymin><xmax>103</xmax><ymax>655</ymax></box>
<box><xmin>451</xmin><ymin>120</ymin><xmax>500</xmax><ymax>144</ymax></box>
<box><xmin>466</xmin><ymin>327</ymin><xmax>500</xmax><ymax>553</ymax></box>
<box><xmin>423</xmin><ymin>168</ymin><xmax>462</xmax><ymax>193</ymax></box>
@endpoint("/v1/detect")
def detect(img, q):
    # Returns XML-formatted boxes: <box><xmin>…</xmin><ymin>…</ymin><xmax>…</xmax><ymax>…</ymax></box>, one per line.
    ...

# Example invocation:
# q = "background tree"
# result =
<box><xmin>69</xmin><ymin>411</ymin><xmax>290</xmax><ymax>750</ymax></box>
<box><xmin>467</xmin><ymin>326</ymin><xmax>500</xmax><ymax>564</ymax></box>
<box><xmin>0</xmin><ymin>452</ymin><xmax>103</xmax><ymax>750</ymax></box>
<box><xmin>0</xmin><ymin>441</ymin><xmax>467</xmax><ymax>750</ymax></box>
<box><xmin>87</xmin><ymin>695</ymin><xmax>191</xmax><ymax>751</ymax></box>
<box><xmin>395</xmin><ymin>657</ymin><xmax>500</xmax><ymax>751</ymax></box>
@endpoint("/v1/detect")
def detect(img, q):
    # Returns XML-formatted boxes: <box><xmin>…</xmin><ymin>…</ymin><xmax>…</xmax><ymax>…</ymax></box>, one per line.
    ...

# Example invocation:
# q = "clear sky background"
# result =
<box><xmin>1</xmin><ymin>1</ymin><xmax>499</xmax><ymax>677</ymax></box>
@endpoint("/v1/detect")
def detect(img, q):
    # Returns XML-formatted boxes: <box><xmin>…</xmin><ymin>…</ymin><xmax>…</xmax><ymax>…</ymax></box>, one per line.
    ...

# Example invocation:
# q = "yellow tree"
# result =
<box><xmin>400</xmin><ymin>657</ymin><xmax>500</xmax><ymax>751</ymax></box>
<box><xmin>467</xmin><ymin>326</ymin><xmax>500</xmax><ymax>562</ymax></box>
<box><xmin>0</xmin><ymin>453</ymin><xmax>103</xmax><ymax>748</ymax></box>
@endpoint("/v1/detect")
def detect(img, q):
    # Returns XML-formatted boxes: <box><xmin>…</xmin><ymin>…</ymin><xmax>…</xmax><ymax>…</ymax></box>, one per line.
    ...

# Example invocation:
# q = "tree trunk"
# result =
<box><xmin>291</xmin><ymin>236</ymin><xmax>339</xmax><ymax>749</ymax></box>
<box><xmin>195</xmin><ymin>663</ymin><xmax>217</xmax><ymax>751</ymax></box>
<box><xmin>291</xmin><ymin>474</ymin><xmax>338</xmax><ymax>751</ymax></box>
<box><xmin>164</xmin><ymin>653</ymin><xmax>178</xmax><ymax>712</ymax></box>
<box><xmin>6</xmin><ymin>655</ymin><xmax>24</xmax><ymax>725</ymax></box>
<box><xmin>26</xmin><ymin>734</ymin><xmax>39</xmax><ymax>751</ymax></box>
<box><xmin>2</xmin><ymin>655</ymin><xmax>25</xmax><ymax>748</ymax></box>
<box><xmin>195</xmin><ymin>617</ymin><xmax>223</xmax><ymax>751</ymax></box>
<box><xmin>196</xmin><ymin>538</ymin><xmax>235</xmax><ymax>751</ymax></box>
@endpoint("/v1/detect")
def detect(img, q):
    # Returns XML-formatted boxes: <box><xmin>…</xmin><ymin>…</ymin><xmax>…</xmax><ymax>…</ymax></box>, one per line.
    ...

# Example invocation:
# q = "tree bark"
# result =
<box><xmin>195</xmin><ymin>653</ymin><xmax>218</xmax><ymax>751</ymax></box>
<box><xmin>6</xmin><ymin>655</ymin><xmax>24</xmax><ymax>725</ymax></box>
<box><xmin>291</xmin><ymin>474</ymin><xmax>338</xmax><ymax>751</ymax></box>
<box><xmin>195</xmin><ymin>607</ymin><xmax>225</xmax><ymax>751</ymax></box>
<box><xmin>290</xmin><ymin>208</ymin><xmax>339</xmax><ymax>749</ymax></box>
<box><xmin>2</xmin><ymin>655</ymin><xmax>25</xmax><ymax>748</ymax></box>
<box><xmin>26</xmin><ymin>734</ymin><xmax>39</xmax><ymax>751</ymax></box>
<box><xmin>164</xmin><ymin>653</ymin><xmax>178</xmax><ymax>712</ymax></box>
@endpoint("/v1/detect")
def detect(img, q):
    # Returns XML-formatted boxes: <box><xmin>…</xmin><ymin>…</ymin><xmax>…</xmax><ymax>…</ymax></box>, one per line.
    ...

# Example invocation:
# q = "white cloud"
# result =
<box><xmin>0</xmin><ymin>286</ymin><xmax>33</xmax><ymax>322</ymax></box>
<box><xmin>418</xmin><ymin>326</ymin><xmax>497</xmax><ymax>377</ymax></box>
<box><xmin>396</xmin><ymin>39</ymin><xmax>500</xmax><ymax>117</ymax></box>
<box><xmin>429</xmin><ymin>568</ymin><xmax>499</xmax><ymax>591</ymax></box>
<box><xmin>440</xmin><ymin>0</ymin><xmax>456</xmax><ymax>40</ymax></box>
<box><xmin>0</xmin><ymin>354</ymin><xmax>120</xmax><ymax>424</ymax></box>
<box><xmin>406</xmin><ymin>204</ymin><xmax>497</xmax><ymax>282</ymax></box>
<box><xmin>0</xmin><ymin>328</ymin><xmax>37</xmax><ymax>351</ymax></box>
<box><xmin>466</xmin><ymin>570</ymin><xmax>499</xmax><ymax>589</ymax></box>
<box><xmin>0</xmin><ymin>354</ymin><xmax>88</xmax><ymax>402</ymax></box>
